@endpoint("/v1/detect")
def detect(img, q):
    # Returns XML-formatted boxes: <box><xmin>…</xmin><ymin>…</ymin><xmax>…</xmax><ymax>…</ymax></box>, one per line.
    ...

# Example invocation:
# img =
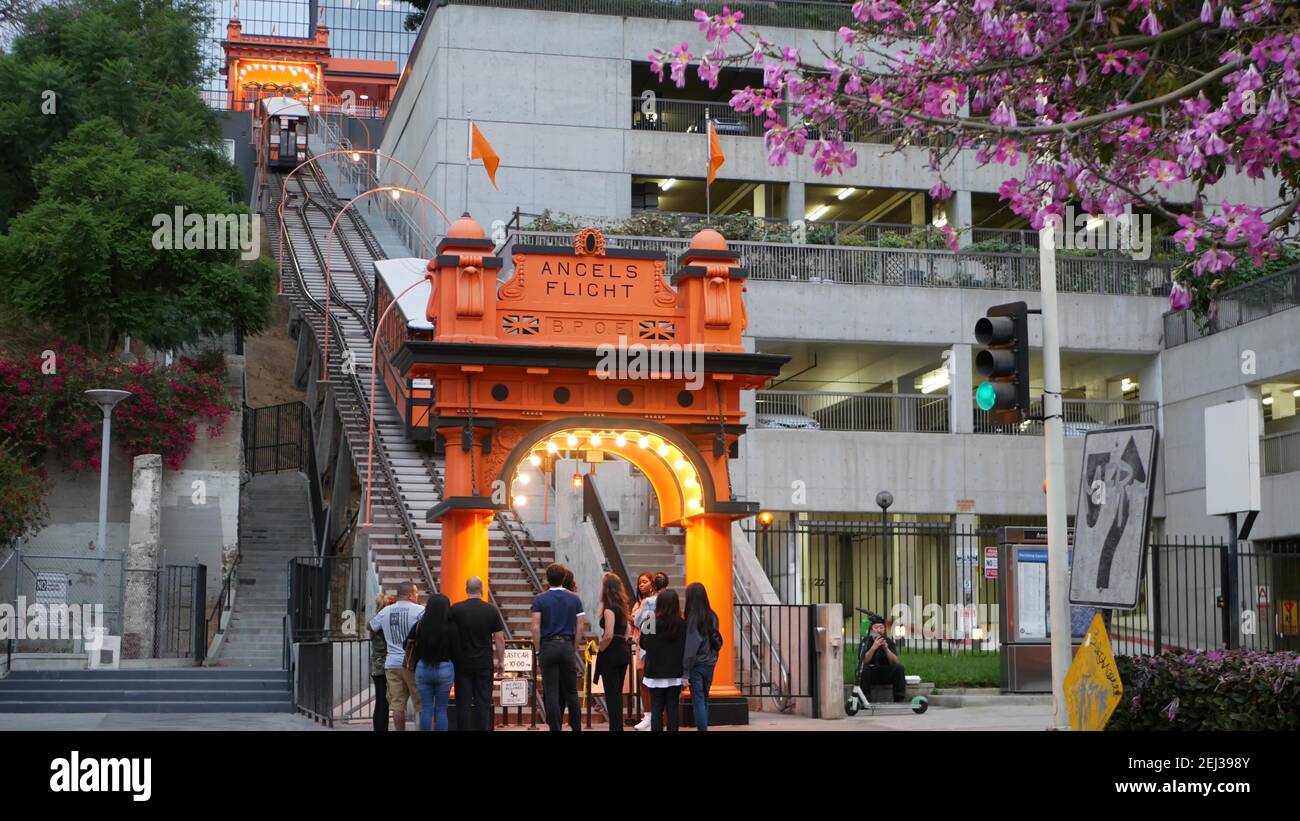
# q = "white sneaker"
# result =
<box><xmin>634</xmin><ymin>714</ymin><xmax>652</xmax><ymax>731</ymax></box>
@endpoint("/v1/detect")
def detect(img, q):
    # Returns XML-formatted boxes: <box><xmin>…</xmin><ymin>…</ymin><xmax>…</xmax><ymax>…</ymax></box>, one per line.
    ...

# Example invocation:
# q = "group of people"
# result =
<box><xmin>368</xmin><ymin>576</ymin><xmax>505</xmax><ymax>732</ymax></box>
<box><xmin>532</xmin><ymin>565</ymin><xmax>721</xmax><ymax>732</ymax></box>
<box><xmin>367</xmin><ymin>564</ymin><xmax>722</xmax><ymax>732</ymax></box>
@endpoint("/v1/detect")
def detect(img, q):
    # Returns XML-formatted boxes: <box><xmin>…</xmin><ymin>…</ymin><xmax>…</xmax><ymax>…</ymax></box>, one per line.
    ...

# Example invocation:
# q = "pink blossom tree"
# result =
<box><xmin>652</xmin><ymin>1</ymin><xmax>1300</xmax><ymax>317</ymax></box>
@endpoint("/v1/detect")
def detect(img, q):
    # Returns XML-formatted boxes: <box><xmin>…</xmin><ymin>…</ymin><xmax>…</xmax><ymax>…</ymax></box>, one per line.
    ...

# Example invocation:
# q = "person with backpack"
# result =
<box><xmin>682</xmin><ymin>582</ymin><xmax>722</xmax><ymax>731</ymax></box>
<box><xmin>638</xmin><ymin>588</ymin><xmax>686</xmax><ymax>732</ymax></box>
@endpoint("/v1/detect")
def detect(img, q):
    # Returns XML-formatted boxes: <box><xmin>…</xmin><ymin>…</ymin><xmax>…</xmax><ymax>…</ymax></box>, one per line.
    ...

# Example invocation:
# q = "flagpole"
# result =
<box><xmin>705</xmin><ymin>111</ymin><xmax>712</xmax><ymax>226</ymax></box>
<box><xmin>464</xmin><ymin>111</ymin><xmax>472</xmax><ymax>217</ymax></box>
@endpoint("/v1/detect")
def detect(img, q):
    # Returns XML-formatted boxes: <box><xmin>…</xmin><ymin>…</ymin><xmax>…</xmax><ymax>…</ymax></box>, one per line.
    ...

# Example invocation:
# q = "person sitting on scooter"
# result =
<box><xmin>860</xmin><ymin>616</ymin><xmax>906</xmax><ymax>703</ymax></box>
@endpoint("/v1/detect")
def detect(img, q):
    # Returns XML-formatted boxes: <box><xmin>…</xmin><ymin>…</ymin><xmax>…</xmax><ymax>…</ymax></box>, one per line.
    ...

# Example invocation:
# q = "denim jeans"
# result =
<box><xmin>688</xmin><ymin>662</ymin><xmax>715</xmax><ymax>731</ymax></box>
<box><xmin>415</xmin><ymin>660</ymin><xmax>455</xmax><ymax>732</ymax></box>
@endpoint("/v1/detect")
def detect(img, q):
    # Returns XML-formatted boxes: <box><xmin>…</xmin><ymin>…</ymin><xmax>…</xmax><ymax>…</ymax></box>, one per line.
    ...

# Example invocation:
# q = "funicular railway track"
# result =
<box><xmin>265</xmin><ymin>158</ymin><xmax>553</xmax><ymax>639</ymax></box>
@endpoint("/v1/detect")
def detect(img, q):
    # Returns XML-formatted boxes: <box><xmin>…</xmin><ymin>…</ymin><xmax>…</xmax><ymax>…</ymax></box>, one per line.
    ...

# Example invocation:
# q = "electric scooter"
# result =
<box><xmin>845</xmin><ymin>609</ymin><xmax>929</xmax><ymax>716</ymax></box>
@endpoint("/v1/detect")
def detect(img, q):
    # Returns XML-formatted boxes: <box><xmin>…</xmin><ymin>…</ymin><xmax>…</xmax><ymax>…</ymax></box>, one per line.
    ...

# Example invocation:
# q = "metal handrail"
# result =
<box><xmin>280</xmin><ymin>202</ymin><xmax>438</xmax><ymax>597</ymax></box>
<box><xmin>582</xmin><ymin>478</ymin><xmax>632</xmax><ymax>594</ymax></box>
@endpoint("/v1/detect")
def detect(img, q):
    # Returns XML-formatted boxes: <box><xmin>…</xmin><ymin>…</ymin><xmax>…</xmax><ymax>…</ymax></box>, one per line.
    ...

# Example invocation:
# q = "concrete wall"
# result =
<box><xmin>1159</xmin><ymin>307</ymin><xmax>1300</xmax><ymax>539</ymax></box>
<box><xmin>747</xmin><ymin>281</ymin><xmax>1168</xmax><ymax>353</ymax></box>
<box><xmin>17</xmin><ymin>356</ymin><xmax>246</xmax><ymax>610</ymax></box>
<box><xmin>383</xmin><ymin>5</ymin><xmax>1280</xmax><ymax>233</ymax></box>
<box><xmin>737</xmin><ymin>427</ymin><xmax>1165</xmax><ymax>522</ymax></box>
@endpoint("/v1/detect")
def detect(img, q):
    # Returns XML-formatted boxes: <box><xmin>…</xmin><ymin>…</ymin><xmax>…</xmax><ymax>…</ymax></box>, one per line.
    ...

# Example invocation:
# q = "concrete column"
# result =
<box><xmin>947</xmin><ymin>190</ymin><xmax>974</xmax><ymax>247</ymax></box>
<box><xmin>123</xmin><ymin>454</ymin><xmax>163</xmax><ymax>659</ymax></box>
<box><xmin>950</xmin><ymin>344</ymin><xmax>973</xmax><ymax>433</ymax></box>
<box><xmin>910</xmin><ymin>192</ymin><xmax>926</xmax><ymax>226</ymax></box>
<box><xmin>814</xmin><ymin>603</ymin><xmax>845</xmax><ymax>721</ymax></box>
<box><xmin>1271</xmin><ymin>385</ymin><xmax>1297</xmax><ymax>420</ymax></box>
<box><xmin>316</xmin><ymin>389</ymin><xmax>337</xmax><ymax>485</ymax></box>
<box><xmin>752</xmin><ymin>184</ymin><xmax>767</xmax><ymax>218</ymax></box>
<box><xmin>894</xmin><ymin>375</ymin><xmax>917</xmax><ymax>432</ymax></box>
<box><xmin>786</xmin><ymin>182</ymin><xmax>806</xmax><ymax>226</ymax></box>
<box><xmin>329</xmin><ymin>426</ymin><xmax>355</xmax><ymax>553</ymax></box>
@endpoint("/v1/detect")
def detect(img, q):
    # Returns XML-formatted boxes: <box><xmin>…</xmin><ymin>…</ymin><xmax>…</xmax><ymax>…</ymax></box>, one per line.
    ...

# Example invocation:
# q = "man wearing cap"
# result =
<box><xmin>860</xmin><ymin>616</ymin><xmax>907</xmax><ymax>703</ymax></box>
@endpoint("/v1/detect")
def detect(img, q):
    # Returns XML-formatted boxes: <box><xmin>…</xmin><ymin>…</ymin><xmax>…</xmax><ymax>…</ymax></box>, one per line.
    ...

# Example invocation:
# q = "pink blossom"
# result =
<box><xmin>1169</xmin><ymin>282</ymin><xmax>1192</xmax><ymax>312</ymax></box>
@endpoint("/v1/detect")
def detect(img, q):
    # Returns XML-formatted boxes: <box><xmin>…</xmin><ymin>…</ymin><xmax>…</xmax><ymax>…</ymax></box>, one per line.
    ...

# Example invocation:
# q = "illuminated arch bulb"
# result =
<box><xmin>688</xmin><ymin>498</ymin><xmax>702</xmax><ymax>510</ymax></box>
<box><xmin>547</xmin><ymin>441</ymin><xmax>559</xmax><ymax>455</ymax></box>
<box><xmin>529</xmin><ymin>453</ymin><xmax>542</xmax><ymax>467</ymax></box>
<box><xmin>516</xmin><ymin>473</ymin><xmax>530</xmax><ymax>486</ymax></box>
<box><xmin>657</xmin><ymin>444</ymin><xmax>670</xmax><ymax>458</ymax></box>
<box><xmin>674</xmin><ymin>459</ymin><xmax>688</xmax><ymax>472</ymax></box>
<box><xmin>615</xmin><ymin>434</ymin><xmax>627</xmax><ymax>447</ymax></box>
<box><xmin>684</xmin><ymin>477</ymin><xmax>697</xmax><ymax>489</ymax></box>
<box><xmin>638</xmin><ymin>436</ymin><xmax>650</xmax><ymax>449</ymax></box>
<box><xmin>513</xmin><ymin>495</ymin><xmax>527</xmax><ymax>507</ymax></box>
<box><xmin>590</xmin><ymin>433</ymin><xmax>602</xmax><ymax>446</ymax></box>
<box><xmin>567</xmin><ymin>434</ymin><xmax>579</xmax><ymax>448</ymax></box>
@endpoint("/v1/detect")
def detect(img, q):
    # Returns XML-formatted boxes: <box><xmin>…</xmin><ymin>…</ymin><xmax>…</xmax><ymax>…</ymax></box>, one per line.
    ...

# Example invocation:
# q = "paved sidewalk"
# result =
<box><xmin>0</xmin><ymin>701</ymin><xmax>1052</xmax><ymax>731</ymax></box>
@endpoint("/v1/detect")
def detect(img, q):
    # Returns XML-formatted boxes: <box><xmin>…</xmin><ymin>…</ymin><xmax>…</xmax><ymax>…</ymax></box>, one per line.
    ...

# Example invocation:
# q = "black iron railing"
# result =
<box><xmin>241</xmin><ymin>401</ymin><xmax>329</xmax><ymax>554</ymax></box>
<box><xmin>734</xmin><ymin>604</ymin><xmax>817</xmax><ymax>715</ymax></box>
<box><xmin>1164</xmin><ymin>263</ymin><xmax>1300</xmax><ymax>348</ymax></box>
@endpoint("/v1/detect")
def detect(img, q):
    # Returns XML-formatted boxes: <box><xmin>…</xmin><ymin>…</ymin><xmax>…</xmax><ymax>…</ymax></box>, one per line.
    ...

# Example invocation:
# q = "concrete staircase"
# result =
<box><xmin>0</xmin><ymin>669</ymin><xmax>292</xmax><ymax>713</ymax></box>
<box><xmin>617</xmin><ymin>532</ymin><xmax>686</xmax><ymax>590</ymax></box>
<box><xmin>211</xmin><ymin>474</ymin><xmax>315</xmax><ymax>669</ymax></box>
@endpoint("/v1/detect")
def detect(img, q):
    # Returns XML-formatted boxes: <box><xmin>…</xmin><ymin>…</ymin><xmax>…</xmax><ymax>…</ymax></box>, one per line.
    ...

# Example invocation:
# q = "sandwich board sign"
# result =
<box><xmin>1070</xmin><ymin>425</ymin><xmax>1158</xmax><ymax>610</ymax></box>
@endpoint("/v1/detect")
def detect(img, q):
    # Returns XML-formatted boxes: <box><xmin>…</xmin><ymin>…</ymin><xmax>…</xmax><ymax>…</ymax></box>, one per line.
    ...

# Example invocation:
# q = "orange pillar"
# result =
<box><xmin>685</xmin><ymin>513</ymin><xmax>736</xmax><ymax>694</ymax></box>
<box><xmin>437</xmin><ymin>509</ymin><xmax>491</xmax><ymax>603</ymax></box>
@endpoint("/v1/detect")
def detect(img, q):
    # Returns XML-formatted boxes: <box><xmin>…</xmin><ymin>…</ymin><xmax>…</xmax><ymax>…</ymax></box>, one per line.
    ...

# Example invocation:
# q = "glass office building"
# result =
<box><xmin>202</xmin><ymin>0</ymin><xmax>418</xmax><ymax>108</ymax></box>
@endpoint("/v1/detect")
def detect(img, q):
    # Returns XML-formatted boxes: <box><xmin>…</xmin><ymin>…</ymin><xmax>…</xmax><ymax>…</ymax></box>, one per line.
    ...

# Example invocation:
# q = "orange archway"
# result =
<box><xmin>375</xmin><ymin>218</ymin><xmax>788</xmax><ymax>696</ymax></box>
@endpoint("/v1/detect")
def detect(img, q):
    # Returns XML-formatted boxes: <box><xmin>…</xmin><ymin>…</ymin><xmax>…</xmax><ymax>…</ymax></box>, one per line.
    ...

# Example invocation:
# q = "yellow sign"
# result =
<box><xmin>1281</xmin><ymin>600</ymin><xmax>1299</xmax><ymax>636</ymax></box>
<box><xmin>1064</xmin><ymin>613</ymin><xmax>1123</xmax><ymax>731</ymax></box>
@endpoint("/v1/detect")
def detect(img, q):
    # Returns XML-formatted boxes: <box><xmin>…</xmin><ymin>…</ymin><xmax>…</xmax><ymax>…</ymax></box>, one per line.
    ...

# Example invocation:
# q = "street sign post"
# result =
<box><xmin>1070</xmin><ymin>425</ymin><xmax>1159</xmax><ymax>609</ymax></box>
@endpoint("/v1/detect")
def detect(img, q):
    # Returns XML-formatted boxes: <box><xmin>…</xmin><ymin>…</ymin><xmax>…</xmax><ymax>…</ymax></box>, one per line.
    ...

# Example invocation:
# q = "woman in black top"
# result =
<box><xmin>594</xmin><ymin>573</ymin><xmax>632</xmax><ymax>730</ymax></box>
<box><xmin>638</xmin><ymin>588</ymin><xmax>686</xmax><ymax>731</ymax></box>
<box><xmin>411</xmin><ymin>594</ymin><xmax>460</xmax><ymax>731</ymax></box>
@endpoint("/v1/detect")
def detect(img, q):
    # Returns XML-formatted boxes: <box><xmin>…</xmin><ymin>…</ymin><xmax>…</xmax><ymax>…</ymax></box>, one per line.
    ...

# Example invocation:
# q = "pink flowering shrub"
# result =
<box><xmin>0</xmin><ymin>342</ymin><xmax>231</xmax><ymax>473</ymax></box>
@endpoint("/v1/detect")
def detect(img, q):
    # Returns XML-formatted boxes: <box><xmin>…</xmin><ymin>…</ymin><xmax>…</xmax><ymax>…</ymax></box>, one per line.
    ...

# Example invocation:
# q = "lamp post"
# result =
<box><xmin>85</xmin><ymin>390</ymin><xmax>131</xmax><ymax>552</ymax></box>
<box><xmin>876</xmin><ymin>490</ymin><xmax>893</xmax><ymax>617</ymax></box>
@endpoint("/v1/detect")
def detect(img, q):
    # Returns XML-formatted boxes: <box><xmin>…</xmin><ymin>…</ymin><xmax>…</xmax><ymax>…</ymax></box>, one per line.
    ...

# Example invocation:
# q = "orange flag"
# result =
<box><xmin>707</xmin><ymin>121</ymin><xmax>725</xmax><ymax>185</ymax></box>
<box><xmin>470</xmin><ymin>122</ymin><xmax>500</xmax><ymax>189</ymax></box>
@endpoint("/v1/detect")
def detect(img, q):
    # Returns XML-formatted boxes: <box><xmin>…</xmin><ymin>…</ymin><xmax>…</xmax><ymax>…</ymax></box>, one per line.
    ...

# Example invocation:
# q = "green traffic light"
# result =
<box><xmin>976</xmin><ymin>382</ymin><xmax>998</xmax><ymax>412</ymax></box>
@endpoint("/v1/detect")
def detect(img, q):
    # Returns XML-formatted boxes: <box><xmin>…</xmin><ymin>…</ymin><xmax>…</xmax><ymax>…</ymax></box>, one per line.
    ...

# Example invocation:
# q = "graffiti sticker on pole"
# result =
<box><xmin>1070</xmin><ymin>425</ymin><xmax>1158</xmax><ymax>610</ymax></box>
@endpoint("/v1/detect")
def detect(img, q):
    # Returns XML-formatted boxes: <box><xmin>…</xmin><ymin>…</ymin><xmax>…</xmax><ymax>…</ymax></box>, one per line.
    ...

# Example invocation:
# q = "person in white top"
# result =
<box><xmin>367</xmin><ymin>581</ymin><xmax>425</xmax><ymax>731</ymax></box>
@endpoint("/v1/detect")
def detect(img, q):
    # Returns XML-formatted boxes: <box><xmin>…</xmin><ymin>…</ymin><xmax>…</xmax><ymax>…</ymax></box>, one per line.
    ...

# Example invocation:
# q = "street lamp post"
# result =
<box><xmin>876</xmin><ymin>490</ymin><xmax>893</xmax><ymax>617</ymax></box>
<box><xmin>85</xmin><ymin>390</ymin><xmax>132</xmax><ymax>552</ymax></box>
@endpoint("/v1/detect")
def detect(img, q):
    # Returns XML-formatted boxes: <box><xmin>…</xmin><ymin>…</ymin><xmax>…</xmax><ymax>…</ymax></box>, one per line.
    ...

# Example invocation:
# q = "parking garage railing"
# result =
<box><xmin>1263</xmin><ymin>431</ymin><xmax>1300</xmax><ymax>476</ymax></box>
<box><xmin>448</xmin><ymin>0</ymin><xmax>855</xmax><ymax>29</ymax></box>
<box><xmin>507</xmin><ymin>230</ymin><xmax>1177</xmax><ymax>296</ymax></box>
<box><xmin>754</xmin><ymin>391</ymin><xmax>951</xmax><ymax>433</ymax></box>
<box><xmin>974</xmin><ymin>399</ymin><xmax>1159</xmax><ymax>436</ymax></box>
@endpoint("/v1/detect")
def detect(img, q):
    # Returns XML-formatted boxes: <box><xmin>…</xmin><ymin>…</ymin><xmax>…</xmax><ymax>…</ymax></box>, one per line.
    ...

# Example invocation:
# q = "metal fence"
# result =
<box><xmin>295</xmin><ymin>636</ymin><xmax>377</xmax><ymax>727</ymax></box>
<box><xmin>734</xmin><ymin>604</ymin><xmax>817</xmax><ymax>714</ymax></box>
<box><xmin>633</xmin><ymin>98</ymin><xmax>779</xmax><ymax>137</ymax></box>
<box><xmin>1263</xmin><ymin>431</ymin><xmax>1300</xmax><ymax>476</ymax></box>
<box><xmin>446</xmin><ymin>0</ymin><xmax>855</xmax><ymax>29</ymax></box>
<box><xmin>754</xmin><ymin>391</ymin><xmax>950</xmax><ymax>433</ymax></box>
<box><xmin>289</xmin><ymin>556</ymin><xmax>366</xmax><ymax>643</ymax></box>
<box><xmin>974</xmin><ymin>399</ymin><xmax>1159</xmax><ymax>437</ymax></box>
<box><xmin>1164</xmin><ymin>264</ymin><xmax>1300</xmax><ymax>348</ymax></box>
<box><xmin>507</xmin><ymin>231</ymin><xmax>1176</xmax><ymax>295</ymax></box>
<box><xmin>0</xmin><ymin>548</ymin><xmax>205</xmax><ymax>658</ymax></box>
<box><xmin>743</xmin><ymin>522</ymin><xmax>1000</xmax><ymax>657</ymax></box>
<box><xmin>243</xmin><ymin>402</ymin><xmax>328</xmax><ymax>554</ymax></box>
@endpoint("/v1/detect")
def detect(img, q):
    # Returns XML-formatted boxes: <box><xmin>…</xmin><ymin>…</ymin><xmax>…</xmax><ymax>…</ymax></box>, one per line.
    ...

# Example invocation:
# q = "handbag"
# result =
<box><xmin>709</xmin><ymin>629</ymin><xmax>724</xmax><ymax>653</ymax></box>
<box><xmin>402</xmin><ymin>620</ymin><xmax>421</xmax><ymax>672</ymax></box>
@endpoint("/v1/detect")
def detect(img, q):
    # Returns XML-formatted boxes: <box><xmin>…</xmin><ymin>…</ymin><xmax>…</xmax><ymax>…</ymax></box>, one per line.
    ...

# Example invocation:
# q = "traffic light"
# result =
<box><xmin>974</xmin><ymin>301</ymin><xmax>1031</xmax><ymax>424</ymax></box>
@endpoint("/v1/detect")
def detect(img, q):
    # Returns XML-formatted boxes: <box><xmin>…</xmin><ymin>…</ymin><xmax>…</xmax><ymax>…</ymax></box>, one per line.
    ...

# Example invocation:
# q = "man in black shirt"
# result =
<box><xmin>530</xmin><ymin>563</ymin><xmax>586</xmax><ymax>732</ymax></box>
<box><xmin>451</xmin><ymin>576</ymin><xmax>505</xmax><ymax>731</ymax></box>
<box><xmin>861</xmin><ymin>617</ymin><xmax>907</xmax><ymax>703</ymax></box>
